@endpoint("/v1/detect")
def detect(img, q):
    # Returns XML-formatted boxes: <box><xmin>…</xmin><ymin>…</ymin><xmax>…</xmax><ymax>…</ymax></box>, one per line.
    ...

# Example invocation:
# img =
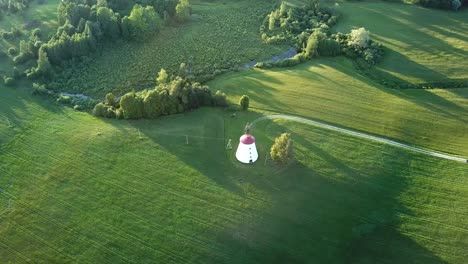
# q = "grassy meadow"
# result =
<box><xmin>209</xmin><ymin>58</ymin><xmax>468</xmax><ymax>157</ymax></box>
<box><xmin>1</xmin><ymin>0</ymin><xmax>468</xmax><ymax>263</ymax></box>
<box><xmin>334</xmin><ymin>0</ymin><xmax>468</xmax><ymax>84</ymax></box>
<box><xmin>1</xmin><ymin>84</ymin><xmax>467</xmax><ymax>263</ymax></box>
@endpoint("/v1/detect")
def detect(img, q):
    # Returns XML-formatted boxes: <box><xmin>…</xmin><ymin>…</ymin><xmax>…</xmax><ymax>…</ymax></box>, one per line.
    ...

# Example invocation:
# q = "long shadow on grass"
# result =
<box><xmin>359</xmin><ymin>4</ymin><xmax>467</xmax><ymax>57</ymax></box>
<box><xmin>0</xmin><ymin>84</ymin><xmax>68</xmax><ymax>130</ymax></box>
<box><xmin>128</xmin><ymin>108</ymin><xmax>269</xmax><ymax>194</ymax></box>
<box><xmin>326</xmin><ymin>58</ymin><xmax>468</xmax><ymax>123</ymax></box>
<box><xmin>196</xmin><ymin>120</ymin><xmax>449</xmax><ymax>263</ymax></box>
<box><xmin>215</xmin><ymin>72</ymin><xmax>293</xmax><ymax>113</ymax></box>
<box><xmin>114</xmin><ymin>108</ymin><xmax>453</xmax><ymax>263</ymax></box>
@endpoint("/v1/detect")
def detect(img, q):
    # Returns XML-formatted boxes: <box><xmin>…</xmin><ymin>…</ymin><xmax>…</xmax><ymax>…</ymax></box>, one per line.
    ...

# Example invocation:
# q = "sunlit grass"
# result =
<box><xmin>334</xmin><ymin>0</ymin><xmax>468</xmax><ymax>83</ymax></box>
<box><xmin>209</xmin><ymin>57</ymin><xmax>468</xmax><ymax>156</ymax></box>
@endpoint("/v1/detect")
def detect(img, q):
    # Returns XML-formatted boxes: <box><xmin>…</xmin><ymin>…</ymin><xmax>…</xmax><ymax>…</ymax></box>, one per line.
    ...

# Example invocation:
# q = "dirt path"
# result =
<box><xmin>251</xmin><ymin>115</ymin><xmax>467</xmax><ymax>163</ymax></box>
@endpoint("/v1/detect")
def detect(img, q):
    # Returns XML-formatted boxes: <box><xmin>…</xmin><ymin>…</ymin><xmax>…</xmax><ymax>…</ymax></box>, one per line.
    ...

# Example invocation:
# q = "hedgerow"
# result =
<box><xmin>93</xmin><ymin>70</ymin><xmax>228</xmax><ymax>120</ymax></box>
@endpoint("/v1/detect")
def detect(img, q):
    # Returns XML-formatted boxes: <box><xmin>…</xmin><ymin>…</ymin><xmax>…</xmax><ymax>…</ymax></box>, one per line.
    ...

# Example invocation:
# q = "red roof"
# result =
<box><xmin>240</xmin><ymin>134</ymin><xmax>255</xmax><ymax>144</ymax></box>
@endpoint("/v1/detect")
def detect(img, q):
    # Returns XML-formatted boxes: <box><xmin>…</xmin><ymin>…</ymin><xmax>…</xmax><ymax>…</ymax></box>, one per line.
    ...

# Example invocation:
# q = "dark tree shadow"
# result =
<box><xmin>197</xmin><ymin>121</ymin><xmax>450</xmax><ymax>263</ymax></box>
<box><xmin>112</xmin><ymin>108</ymin><xmax>453</xmax><ymax>263</ymax></box>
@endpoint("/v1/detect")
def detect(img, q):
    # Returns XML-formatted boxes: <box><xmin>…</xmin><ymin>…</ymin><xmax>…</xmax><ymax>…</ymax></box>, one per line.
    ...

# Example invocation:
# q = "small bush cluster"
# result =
<box><xmin>3</xmin><ymin>76</ymin><xmax>15</xmax><ymax>86</ymax></box>
<box><xmin>32</xmin><ymin>83</ymin><xmax>53</xmax><ymax>96</ymax></box>
<box><xmin>93</xmin><ymin>70</ymin><xmax>228</xmax><ymax>119</ymax></box>
<box><xmin>333</xmin><ymin>29</ymin><xmax>384</xmax><ymax>65</ymax></box>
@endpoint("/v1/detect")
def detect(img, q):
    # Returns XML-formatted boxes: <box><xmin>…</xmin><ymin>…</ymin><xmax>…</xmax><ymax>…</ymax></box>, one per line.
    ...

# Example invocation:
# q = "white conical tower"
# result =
<box><xmin>236</xmin><ymin>125</ymin><xmax>258</xmax><ymax>164</ymax></box>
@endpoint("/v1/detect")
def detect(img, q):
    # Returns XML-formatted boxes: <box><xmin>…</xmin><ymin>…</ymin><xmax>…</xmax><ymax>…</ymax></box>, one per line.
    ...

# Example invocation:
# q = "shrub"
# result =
<box><xmin>4</xmin><ymin>77</ymin><xmax>15</xmax><ymax>86</ymax></box>
<box><xmin>120</xmin><ymin>91</ymin><xmax>144</xmax><ymax>119</ymax></box>
<box><xmin>115</xmin><ymin>108</ymin><xmax>124</xmax><ymax>119</ymax></box>
<box><xmin>143</xmin><ymin>89</ymin><xmax>163</xmax><ymax>118</ymax></box>
<box><xmin>212</xmin><ymin>90</ymin><xmax>228</xmax><ymax>107</ymax></box>
<box><xmin>318</xmin><ymin>38</ymin><xmax>341</xmax><ymax>56</ymax></box>
<box><xmin>32</xmin><ymin>83</ymin><xmax>51</xmax><ymax>96</ymax></box>
<box><xmin>156</xmin><ymin>68</ymin><xmax>169</xmax><ymax>85</ymax></box>
<box><xmin>105</xmin><ymin>92</ymin><xmax>118</xmax><ymax>108</ymax></box>
<box><xmin>175</xmin><ymin>0</ymin><xmax>191</xmax><ymax>22</ymax></box>
<box><xmin>31</xmin><ymin>28</ymin><xmax>42</xmax><ymax>38</ymax></box>
<box><xmin>124</xmin><ymin>4</ymin><xmax>163</xmax><ymax>40</ymax></box>
<box><xmin>92</xmin><ymin>102</ymin><xmax>108</xmax><ymax>117</ymax></box>
<box><xmin>239</xmin><ymin>95</ymin><xmax>250</xmax><ymax>110</ymax></box>
<box><xmin>349</xmin><ymin>27</ymin><xmax>370</xmax><ymax>48</ymax></box>
<box><xmin>8</xmin><ymin>47</ymin><xmax>18</xmax><ymax>56</ymax></box>
<box><xmin>57</xmin><ymin>95</ymin><xmax>72</xmax><ymax>104</ymax></box>
<box><xmin>270</xmin><ymin>133</ymin><xmax>293</xmax><ymax>165</ymax></box>
<box><xmin>73</xmin><ymin>105</ymin><xmax>84</xmax><ymax>111</ymax></box>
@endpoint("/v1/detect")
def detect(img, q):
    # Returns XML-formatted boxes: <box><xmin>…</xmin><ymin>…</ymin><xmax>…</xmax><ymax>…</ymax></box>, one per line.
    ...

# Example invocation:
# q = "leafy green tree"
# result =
<box><xmin>120</xmin><ymin>91</ymin><xmax>144</xmax><ymax>119</ymax></box>
<box><xmin>175</xmin><ymin>0</ymin><xmax>190</xmax><ymax>22</ymax></box>
<box><xmin>270</xmin><ymin>133</ymin><xmax>293</xmax><ymax>165</ymax></box>
<box><xmin>143</xmin><ymin>89</ymin><xmax>163</xmax><ymax>118</ymax></box>
<box><xmin>239</xmin><ymin>95</ymin><xmax>250</xmax><ymax>110</ymax></box>
<box><xmin>268</xmin><ymin>10</ymin><xmax>278</xmax><ymax>31</ymax></box>
<box><xmin>305</xmin><ymin>30</ymin><xmax>325</xmax><ymax>58</ymax></box>
<box><xmin>126</xmin><ymin>4</ymin><xmax>162</xmax><ymax>40</ymax></box>
<box><xmin>318</xmin><ymin>38</ymin><xmax>341</xmax><ymax>56</ymax></box>
<box><xmin>92</xmin><ymin>102</ymin><xmax>108</xmax><ymax>117</ymax></box>
<box><xmin>213</xmin><ymin>90</ymin><xmax>228</xmax><ymax>107</ymax></box>
<box><xmin>97</xmin><ymin>7</ymin><xmax>120</xmax><ymax>40</ymax></box>
<box><xmin>27</xmin><ymin>47</ymin><xmax>52</xmax><ymax>79</ymax></box>
<box><xmin>3</xmin><ymin>76</ymin><xmax>15</xmax><ymax>87</ymax></box>
<box><xmin>156</xmin><ymin>68</ymin><xmax>168</xmax><ymax>84</ymax></box>
<box><xmin>349</xmin><ymin>27</ymin><xmax>370</xmax><ymax>48</ymax></box>
<box><xmin>105</xmin><ymin>92</ymin><xmax>118</xmax><ymax>107</ymax></box>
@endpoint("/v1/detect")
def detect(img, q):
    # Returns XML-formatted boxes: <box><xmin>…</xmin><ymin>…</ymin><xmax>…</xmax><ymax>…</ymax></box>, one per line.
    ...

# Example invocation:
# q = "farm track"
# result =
<box><xmin>251</xmin><ymin>115</ymin><xmax>468</xmax><ymax>163</ymax></box>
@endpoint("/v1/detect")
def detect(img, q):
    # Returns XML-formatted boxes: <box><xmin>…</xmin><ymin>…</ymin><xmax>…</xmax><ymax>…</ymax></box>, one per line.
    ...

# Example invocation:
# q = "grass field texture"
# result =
<box><xmin>334</xmin><ymin>0</ymin><xmax>468</xmax><ymax>84</ymax></box>
<box><xmin>209</xmin><ymin>58</ymin><xmax>468</xmax><ymax>157</ymax></box>
<box><xmin>1</xmin><ymin>84</ymin><xmax>467</xmax><ymax>263</ymax></box>
<box><xmin>1</xmin><ymin>0</ymin><xmax>467</xmax><ymax>263</ymax></box>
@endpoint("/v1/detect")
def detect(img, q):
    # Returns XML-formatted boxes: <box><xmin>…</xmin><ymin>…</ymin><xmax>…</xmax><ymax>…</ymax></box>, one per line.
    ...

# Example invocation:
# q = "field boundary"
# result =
<box><xmin>251</xmin><ymin>114</ymin><xmax>468</xmax><ymax>163</ymax></box>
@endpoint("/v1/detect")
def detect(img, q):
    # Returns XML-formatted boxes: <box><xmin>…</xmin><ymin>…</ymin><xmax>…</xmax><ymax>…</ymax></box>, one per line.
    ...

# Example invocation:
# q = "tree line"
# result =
<box><xmin>93</xmin><ymin>68</ymin><xmax>228</xmax><ymax>120</ymax></box>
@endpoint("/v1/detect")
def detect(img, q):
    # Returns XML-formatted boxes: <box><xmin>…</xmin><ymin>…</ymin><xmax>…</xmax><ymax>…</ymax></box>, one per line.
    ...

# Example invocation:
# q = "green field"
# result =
<box><xmin>209</xmin><ymin>58</ymin><xmax>468</xmax><ymax>156</ymax></box>
<box><xmin>1</xmin><ymin>0</ymin><xmax>468</xmax><ymax>263</ymax></box>
<box><xmin>1</xmin><ymin>84</ymin><xmax>467</xmax><ymax>263</ymax></box>
<box><xmin>334</xmin><ymin>0</ymin><xmax>468</xmax><ymax>84</ymax></box>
